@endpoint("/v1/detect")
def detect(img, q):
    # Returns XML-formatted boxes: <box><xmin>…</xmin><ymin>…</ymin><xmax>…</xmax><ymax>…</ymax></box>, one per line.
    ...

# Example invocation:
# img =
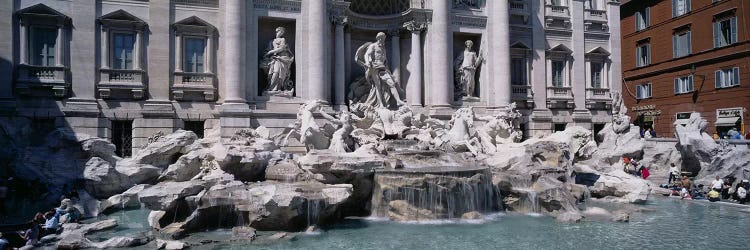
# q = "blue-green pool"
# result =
<box><xmin>95</xmin><ymin>198</ymin><xmax>750</xmax><ymax>250</ymax></box>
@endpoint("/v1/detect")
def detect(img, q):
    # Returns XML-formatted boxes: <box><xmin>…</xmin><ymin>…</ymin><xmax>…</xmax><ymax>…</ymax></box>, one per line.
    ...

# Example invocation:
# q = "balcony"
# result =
<box><xmin>98</xmin><ymin>68</ymin><xmax>146</xmax><ymax>99</ymax></box>
<box><xmin>584</xmin><ymin>9</ymin><xmax>608</xmax><ymax>23</ymax></box>
<box><xmin>173</xmin><ymin>72</ymin><xmax>216</xmax><ymax>101</ymax></box>
<box><xmin>510</xmin><ymin>1</ymin><xmax>528</xmax><ymax>16</ymax></box>
<box><xmin>16</xmin><ymin>64</ymin><xmax>68</xmax><ymax>97</ymax></box>
<box><xmin>585</xmin><ymin>88</ymin><xmax>612</xmax><ymax>109</ymax></box>
<box><xmin>545</xmin><ymin>5</ymin><xmax>571</xmax><ymax>29</ymax></box>
<box><xmin>511</xmin><ymin>85</ymin><xmax>533</xmax><ymax>100</ymax></box>
<box><xmin>547</xmin><ymin>86</ymin><xmax>573</xmax><ymax>100</ymax></box>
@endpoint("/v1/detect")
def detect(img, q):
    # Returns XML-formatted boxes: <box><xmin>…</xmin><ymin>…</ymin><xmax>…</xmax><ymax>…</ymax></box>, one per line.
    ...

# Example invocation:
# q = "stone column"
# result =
<box><xmin>100</xmin><ymin>27</ymin><xmax>109</xmax><ymax>68</ymax></box>
<box><xmin>19</xmin><ymin>20</ymin><xmax>28</xmax><ymax>65</ymax></box>
<box><xmin>429</xmin><ymin>0</ymin><xmax>451</xmax><ymax>107</ymax></box>
<box><xmin>174</xmin><ymin>33</ymin><xmax>182</xmax><ymax>72</ymax></box>
<box><xmin>390</xmin><ymin>30</ymin><xmax>401</xmax><ymax>82</ymax></box>
<box><xmin>55</xmin><ymin>24</ymin><xmax>65</xmax><ymax>67</ymax></box>
<box><xmin>0</xmin><ymin>0</ymin><xmax>16</xmax><ymax>110</ymax></box>
<box><xmin>134</xmin><ymin>29</ymin><xmax>142</xmax><ymax>70</ymax></box>
<box><xmin>487</xmin><ymin>0</ymin><xmax>511</xmax><ymax>107</ymax></box>
<box><xmin>344</xmin><ymin>28</ymin><xmax>352</xmax><ymax>85</ymax></box>
<box><xmin>223</xmin><ymin>0</ymin><xmax>246</xmax><ymax>104</ymax></box>
<box><xmin>405</xmin><ymin>22</ymin><xmax>424</xmax><ymax>106</ymax></box>
<box><xmin>205</xmin><ymin>34</ymin><xmax>213</xmax><ymax>74</ymax></box>
<box><xmin>333</xmin><ymin>17</ymin><xmax>346</xmax><ymax>107</ymax></box>
<box><xmin>307</xmin><ymin>0</ymin><xmax>328</xmax><ymax>102</ymax></box>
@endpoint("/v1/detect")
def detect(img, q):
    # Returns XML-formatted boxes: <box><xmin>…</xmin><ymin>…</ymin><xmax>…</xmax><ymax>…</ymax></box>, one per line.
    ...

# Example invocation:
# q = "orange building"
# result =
<box><xmin>621</xmin><ymin>0</ymin><xmax>750</xmax><ymax>138</ymax></box>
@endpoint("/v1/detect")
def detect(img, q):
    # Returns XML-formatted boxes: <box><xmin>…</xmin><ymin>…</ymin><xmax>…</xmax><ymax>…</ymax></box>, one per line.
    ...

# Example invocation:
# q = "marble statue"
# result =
<box><xmin>476</xmin><ymin>103</ymin><xmax>523</xmax><ymax>152</ymax></box>
<box><xmin>280</xmin><ymin>100</ymin><xmax>330</xmax><ymax>152</ymax></box>
<box><xmin>351</xmin><ymin>32</ymin><xmax>406</xmax><ymax>110</ymax></box>
<box><xmin>319</xmin><ymin>110</ymin><xmax>358</xmax><ymax>153</ymax></box>
<box><xmin>260</xmin><ymin>27</ymin><xmax>295</xmax><ymax>94</ymax></box>
<box><xmin>611</xmin><ymin>92</ymin><xmax>631</xmax><ymax>134</ymax></box>
<box><xmin>444</xmin><ymin>107</ymin><xmax>482</xmax><ymax>155</ymax></box>
<box><xmin>454</xmin><ymin>40</ymin><xmax>483</xmax><ymax>100</ymax></box>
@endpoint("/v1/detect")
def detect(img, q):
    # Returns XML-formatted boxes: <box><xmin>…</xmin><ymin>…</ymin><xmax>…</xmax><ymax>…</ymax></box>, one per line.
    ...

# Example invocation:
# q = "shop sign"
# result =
<box><xmin>717</xmin><ymin>108</ymin><xmax>742</xmax><ymax>118</ymax></box>
<box><xmin>632</xmin><ymin>105</ymin><xmax>661</xmax><ymax>117</ymax></box>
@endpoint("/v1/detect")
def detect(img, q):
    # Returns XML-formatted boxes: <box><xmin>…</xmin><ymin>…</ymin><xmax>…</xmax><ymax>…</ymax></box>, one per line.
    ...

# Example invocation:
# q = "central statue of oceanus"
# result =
<box><xmin>348</xmin><ymin>32</ymin><xmax>406</xmax><ymax>110</ymax></box>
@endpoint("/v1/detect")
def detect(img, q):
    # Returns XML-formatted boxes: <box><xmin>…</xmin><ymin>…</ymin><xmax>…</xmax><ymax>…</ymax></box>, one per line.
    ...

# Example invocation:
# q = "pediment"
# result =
<box><xmin>586</xmin><ymin>46</ymin><xmax>610</xmax><ymax>56</ymax></box>
<box><xmin>17</xmin><ymin>3</ymin><xmax>70</xmax><ymax>22</ymax></box>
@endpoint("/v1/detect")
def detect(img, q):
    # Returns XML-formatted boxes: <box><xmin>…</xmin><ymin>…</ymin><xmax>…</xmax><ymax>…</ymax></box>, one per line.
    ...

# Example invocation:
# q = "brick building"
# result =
<box><xmin>621</xmin><ymin>0</ymin><xmax>750</xmax><ymax>138</ymax></box>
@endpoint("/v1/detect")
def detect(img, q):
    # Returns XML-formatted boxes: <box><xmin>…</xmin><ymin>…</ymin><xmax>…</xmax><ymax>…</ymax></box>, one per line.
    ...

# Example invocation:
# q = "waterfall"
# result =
<box><xmin>306</xmin><ymin>199</ymin><xmax>323</xmax><ymax>227</ymax></box>
<box><xmin>527</xmin><ymin>190</ymin><xmax>540</xmax><ymax>214</ymax></box>
<box><xmin>371</xmin><ymin>167</ymin><xmax>497</xmax><ymax>221</ymax></box>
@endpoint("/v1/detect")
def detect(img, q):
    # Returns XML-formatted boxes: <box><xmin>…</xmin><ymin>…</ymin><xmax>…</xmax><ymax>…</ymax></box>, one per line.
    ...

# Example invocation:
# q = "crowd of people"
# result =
<box><xmin>664</xmin><ymin>172</ymin><xmax>749</xmax><ymax>205</ymax></box>
<box><xmin>0</xmin><ymin>192</ymin><xmax>81</xmax><ymax>250</ymax></box>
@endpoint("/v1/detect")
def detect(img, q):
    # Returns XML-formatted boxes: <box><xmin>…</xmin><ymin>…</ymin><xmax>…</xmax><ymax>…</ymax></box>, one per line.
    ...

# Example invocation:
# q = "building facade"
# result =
<box><xmin>621</xmin><ymin>0</ymin><xmax>749</xmax><ymax>138</ymax></box>
<box><xmin>0</xmin><ymin>0</ymin><xmax>621</xmax><ymax>156</ymax></box>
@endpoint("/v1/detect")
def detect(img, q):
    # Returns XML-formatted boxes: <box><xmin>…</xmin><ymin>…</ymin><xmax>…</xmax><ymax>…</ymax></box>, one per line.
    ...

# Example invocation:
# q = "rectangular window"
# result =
<box><xmin>551</xmin><ymin>0</ymin><xmax>566</xmax><ymax>6</ymax></box>
<box><xmin>674</xmin><ymin>75</ymin><xmax>694</xmax><ymax>94</ymax></box>
<box><xmin>112</xmin><ymin>33</ymin><xmax>135</xmax><ymax>70</ymax></box>
<box><xmin>715</xmin><ymin>67</ymin><xmax>740</xmax><ymax>88</ymax></box>
<box><xmin>31</xmin><ymin>27</ymin><xmax>57</xmax><ymax>66</ymax></box>
<box><xmin>511</xmin><ymin>58</ymin><xmax>527</xmax><ymax>86</ymax></box>
<box><xmin>673</xmin><ymin>31</ymin><xmax>691</xmax><ymax>58</ymax></box>
<box><xmin>554</xmin><ymin>123</ymin><xmax>567</xmax><ymax>132</ymax></box>
<box><xmin>713</xmin><ymin>17</ymin><xmax>738</xmax><ymax>48</ymax></box>
<box><xmin>183</xmin><ymin>121</ymin><xmax>205</xmax><ymax>138</ymax></box>
<box><xmin>635</xmin><ymin>7</ymin><xmax>650</xmax><ymax>31</ymax></box>
<box><xmin>111</xmin><ymin>120</ymin><xmax>133</xmax><ymax>157</ymax></box>
<box><xmin>184</xmin><ymin>38</ymin><xmax>206</xmax><ymax>73</ymax></box>
<box><xmin>552</xmin><ymin>61</ymin><xmax>565</xmax><ymax>87</ymax></box>
<box><xmin>636</xmin><ymin>83</ymin><xmax>652</xmax><ymax>99</ymax></box>
<box><xmin>636</xmin><ymin>43</ymin><xmax>650</xmax><ymax>67</ymax></box>
<box><xmin>672</xmin><ymin>0</ymin><xmax>691</xmax><ymax>17</ymax></box>
<box><xmin>590</xmin><ymin>62</ymin><xmax>603</xmax><ymax>88</ymax></box>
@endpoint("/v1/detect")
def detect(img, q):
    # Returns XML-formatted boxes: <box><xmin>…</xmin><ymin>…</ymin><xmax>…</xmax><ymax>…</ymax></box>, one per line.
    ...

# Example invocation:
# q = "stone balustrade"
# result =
<box><xmin>511</xmin><ymin>85</ymin><xmax>533</xmax><ymax>101</ymax></box>
<box><xmin>16</xmin><ymin>64</ymin><xmax>68</xmax><ymax>97</ymax></box>
<box><xmin>546</xmin><ymin>86</ymin><xmax>573</xmax><ymax>100</ymax></box>
<box><xmin>584</xmin><ymin>9</ymin><xmax>608</xmax><ymax>23</ymax></box>
<box><xmin>173</xmin><ymin>72</ymin><xmax>216</xmax><ymax>101</ymax></box>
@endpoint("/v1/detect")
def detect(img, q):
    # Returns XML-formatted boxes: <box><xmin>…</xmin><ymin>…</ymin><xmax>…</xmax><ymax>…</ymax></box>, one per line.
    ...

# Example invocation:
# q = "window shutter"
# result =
<box><xmin>645</xmin><ymin>7</ymin><xmax>650</xmax><ymax>27</ymax></box>
<box><xmin>731</xmin><ymin>17</ymin><xmax>738</xmax><ymax>44</ymax></box>
<box><xmin>646</xmin><ymin>44</ymin><xmax>651</xmax><ymax>64</ymax></box>
<box><xmin>672</xmin><ymin>0</ymin><xmax>677</xmax><ymax>17</ymax></box>
<box><xmin>647</xmin><ymin>84</ymin><xmax>652</xmax><ymax>97</ymax></box>
<box><xmin>674</xmin><ymin>78</ymin><xmax>679</xmax><ymax>94</ymax></box>
<box><xmin>715</xmin><ymin>70</ymin><xmax>722</xmax><ymax>88</ymax></box>
<box><xmin>688</xmin><ymin>75</ymin><xmax>694</xmax><ymax>92</ymax></box>
<box><xmin>686</xmin><ymin>0</ymin><xmax>691</xmax><ymax>12</ymax></box>
<box><xmin>686</xmin><ymin>31</ymin><xmax>691</xmax><ymax>54</ymax></box>
<box><xmin>713</xmin><ymin>22</ymin><xmax>720</xmax><ymax>48</ymax></box>
<box><xmin>673</xmin><ymin>35</ymin><xmax>678</xmax><ymax>58</ymax></box>
<box><xmin>635</xmin><ymin>12</ymin><xmax>642</xmax><ymax>30</ymax></box>
<box><xmin>733</xmin><ymin>67</ymin><xmax>740</xmax><ymax>86</ymax></box>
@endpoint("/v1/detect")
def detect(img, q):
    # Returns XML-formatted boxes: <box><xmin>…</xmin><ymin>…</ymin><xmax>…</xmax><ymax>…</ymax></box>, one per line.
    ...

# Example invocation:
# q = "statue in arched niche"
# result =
<box><xmin>260</xmin><ymin>27</ymin><xmax>295</xmax><ymax>95</ymax></box>
<box><xmin>454</xmin><ymin>40</ymin><xmax>483</xmax><ymax>100</ymax></box>
<box><xmin>349</xmin><ymin>32</ymin><xmax>406</xmax><ymax>110</ymax></box>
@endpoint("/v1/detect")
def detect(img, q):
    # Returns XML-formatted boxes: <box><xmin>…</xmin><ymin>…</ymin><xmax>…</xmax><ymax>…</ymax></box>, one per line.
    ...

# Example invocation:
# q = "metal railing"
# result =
<box><xmin>511</xmin><ymin>85</ymin><xmax>533</xmax><ymax>100</ymax></box>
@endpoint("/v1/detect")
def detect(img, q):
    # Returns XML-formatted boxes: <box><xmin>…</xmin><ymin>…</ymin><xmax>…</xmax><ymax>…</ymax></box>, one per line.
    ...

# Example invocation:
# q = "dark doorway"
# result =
<box><xmin>184</xmin><ymin>120</ymin><xmax>205</xmax><ymax>138</ymax></box>
<box><xmin>112</xmin><ymin>120</ymin><xmax>133</xmax><ymax>157</ymax></box>
<box><xmin>554</xmin><ymin>123</ymin><xmax>567</xmax><ymax>132</ymax></box>
<box><xmin>593</xmin><ymin>123</ymin><xmax>605</xmax><ymax>144</ymax></box>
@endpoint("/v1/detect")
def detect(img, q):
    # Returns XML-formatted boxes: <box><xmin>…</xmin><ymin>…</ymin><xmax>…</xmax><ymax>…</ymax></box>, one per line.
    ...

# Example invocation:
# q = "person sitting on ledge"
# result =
<box><xmin>707</xmin><ymin>188</ymin><xmax>721</xmax><ymax>202</ymax></box>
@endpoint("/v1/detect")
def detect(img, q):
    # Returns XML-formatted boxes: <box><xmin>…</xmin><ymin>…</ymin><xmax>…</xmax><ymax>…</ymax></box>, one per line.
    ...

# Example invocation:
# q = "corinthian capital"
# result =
<box><xmin>330</xmin><ymin>15</ymin><xmax>348</xmax><ymax>25</ymax></box>
<box><xmin>403</xmin><ymin>21</ymin><xmax>428</xmax><ymax>33</ymax></box>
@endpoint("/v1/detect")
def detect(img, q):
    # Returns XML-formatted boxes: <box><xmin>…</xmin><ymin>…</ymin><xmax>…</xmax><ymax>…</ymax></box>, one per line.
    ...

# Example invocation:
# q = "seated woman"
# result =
<box><xmin>707</xmin><ymin>189</ymin><xmax>721</xmax><ymax>202</ymax></box>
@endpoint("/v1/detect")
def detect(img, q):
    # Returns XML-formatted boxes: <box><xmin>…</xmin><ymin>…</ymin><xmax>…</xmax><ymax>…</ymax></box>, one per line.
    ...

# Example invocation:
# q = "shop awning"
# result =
<box><xmin>715</xmin><ymin>117</ymin><xmax>740</xmax><ymax>126</ymax></box>
<box><xmin>675</xmin><ymin>119</ymin><xmax>690</xmax><ymax>125</ymax></box>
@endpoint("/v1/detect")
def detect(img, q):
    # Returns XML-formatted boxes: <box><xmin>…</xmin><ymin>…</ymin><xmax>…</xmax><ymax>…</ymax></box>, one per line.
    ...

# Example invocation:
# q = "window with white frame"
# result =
<box><xmin>635</xmin><ymin>7</ymin><xmax>650</xmax><ymax>31</ymax></box>
<box><xmin>673</xmin><ymin>30</ymin><xmax>691</xmax><ymax>58</ymax></box>
<box><xmin>674</xmin><ymin>75</ymin><xmax>694</xmax><ymax>94</ymax></box>
<box><xmin>30</xmin><ymin>27</ymin><xmax>57</xmax><ymax>66</ymax></box>
<box><xmin>715</xmin><ymin>67</ymin><xmax>740</xmax><ymax>88</ymax></box>
<box><xmin>112</xmin><ymin>32</ymin><xmax>135</xmax><ymax>70</ymax></box>
<box><xmin>552</xmin><ymin>61</ymin><xmax>565</xmax><ymax>87</ymax></box>
<box><xmin>636</xmin><ymin>43</ymin><xmax>650</xmax><ymax>67</ymax></box>
<box><xmin>590</xmin><ymin>62</ymin><xmax>603</xmax><ymax>88</ymax></box>
<box><xmin>511</xmin><ymin>57</ymin><xmax>528</xmax><ymax>86</ymax></box>
<box><xmin>672</xmin><ymin>0</ymin><xmax>690</xmax><ymax>17</ymax></box>
<box><xmin>184</xmin><ymin>37</ymin><xmax>206</xmax><ymax>73</ymax></box>
<box><xmin>636</xmin><ymin>83</ymin><xmax>652</xmax><ymax>99</ymax></box>
<box><xmin>713</xmin><ymin>16</ymin><xmax>737</xmax><ymax>48</ymax></box>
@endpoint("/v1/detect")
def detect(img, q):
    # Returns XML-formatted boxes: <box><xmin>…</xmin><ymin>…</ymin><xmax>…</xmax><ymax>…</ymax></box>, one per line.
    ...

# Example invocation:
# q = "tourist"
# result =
<box><xmin>668</xmin><ymin>163</ymin><xmax>680</xmax><ymax>185</ymax></box>
<box><xmin>22</xmin><ymin>218</ymin><xmax>41</xmax><ymax>247</ymax></box>
<box><xmin>42</xmin><ymin>210</ymin><xmax>61</xmax><ymax>236</ymax></box>
<box><xmin>745</xmin><ymin>131</ymin><xmax>750</xmax><ymax>139</ymax></box>
<box><xmin>737</xmin><ymin>182</ymin><xmax>747</xmax><ymax>205</ymax></box>
<box><xmin>711</xmin><ymin>176</ymin><xmax>723</xmax><ymax>195</ymax></box>
<box><xmin>707</xmin><ymin>188</ymin><xmax>721</xmax><ymax>202</ymax></box>
<box><xmin>681</xmin><ymin>176</ymin><xmax>692</xmax><ymax>192</ymax></box>
<box><xmin>722</xmin><ymin>178</ymin><xmax>733</xmax><ymax>200</ymax></box>
<box><xmin>650</xmin><ymin>128</ymin><xmax>657</xmax><ymax>138</ymax></box>
<box><xmin>644</xmin><ymin>128</ymin><xmax>653</xmax><ymax>139</ymax></box>
<box><xmin>640</xmin><ymin>165</ymin><xmax>650</xmax><ymax>179</ymax></box>
<box><xmin>728</xmin><ymin>128</ymin><xmax>742</xmax><ymax>140</ymax></box>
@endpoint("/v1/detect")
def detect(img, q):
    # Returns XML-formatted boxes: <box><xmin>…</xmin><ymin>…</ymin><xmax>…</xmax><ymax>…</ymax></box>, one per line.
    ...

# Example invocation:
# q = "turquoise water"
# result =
<box><xmin>94</xmin><ymin>198</ymin><xmax>750</xmax><ymax>250</ymax></box>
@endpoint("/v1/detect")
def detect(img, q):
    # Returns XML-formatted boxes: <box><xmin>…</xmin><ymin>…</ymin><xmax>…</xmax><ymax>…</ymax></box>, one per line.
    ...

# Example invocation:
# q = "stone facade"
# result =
<box><xmin>0</xmin><ymin>0</ymin><xmax>621</xmax><ymax>155</ymax></box>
